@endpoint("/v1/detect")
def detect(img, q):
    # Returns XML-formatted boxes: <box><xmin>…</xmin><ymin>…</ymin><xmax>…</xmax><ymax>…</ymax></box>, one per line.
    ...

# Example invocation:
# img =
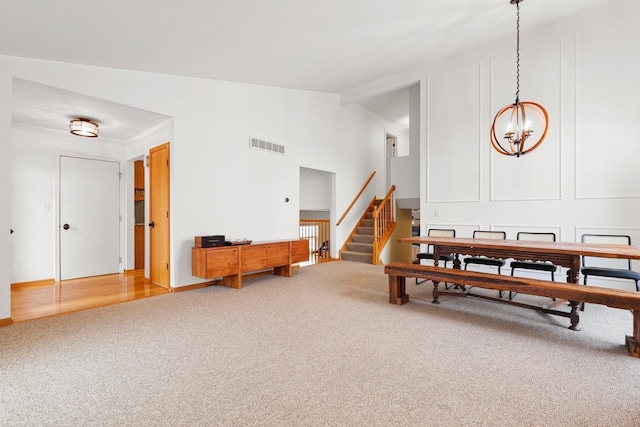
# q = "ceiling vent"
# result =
<box><xmin>249</xmin><ymin>137</ymin><xmax>285</xmax><ymax>155</ymax></box>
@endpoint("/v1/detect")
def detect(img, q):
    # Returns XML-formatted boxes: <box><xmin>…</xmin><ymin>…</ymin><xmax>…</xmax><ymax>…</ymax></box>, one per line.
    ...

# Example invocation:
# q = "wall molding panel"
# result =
<box><xmin>426</xmin><ymin>62</ymin><xmax>481</xmax><ymax>203</ymax></box>
<box><xmin>575</xmin><ymin>13</ymin><xmax>640</xmax><ymax>199</ymax></box>
<box><xmin>489</xmin><ymin>38</ymin><xmax>563</xmax><ymax>202</ymax></box>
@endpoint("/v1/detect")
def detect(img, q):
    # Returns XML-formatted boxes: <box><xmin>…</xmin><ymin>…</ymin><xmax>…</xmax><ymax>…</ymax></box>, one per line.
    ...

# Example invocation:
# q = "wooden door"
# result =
<box><xmin>149</xmin><ymin>143</ymin><xmax>170</xmax><ymax>289</ymax></box>
<box><xmin>59</xmin><ymin>156</ymin><xmax>121</xmax><ymax>280</ymax></box>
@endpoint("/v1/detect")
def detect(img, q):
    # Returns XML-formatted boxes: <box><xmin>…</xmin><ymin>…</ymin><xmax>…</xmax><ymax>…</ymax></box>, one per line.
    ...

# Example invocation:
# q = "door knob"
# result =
<box><xmin>63</xmin><ymin>224</ymin><xmax>70</xmax><ymax>230</ymax></box>
<box><xmin>148</xmin><ymin>221</ymin><xmax>155</xmax><ymax>228</ymax></box>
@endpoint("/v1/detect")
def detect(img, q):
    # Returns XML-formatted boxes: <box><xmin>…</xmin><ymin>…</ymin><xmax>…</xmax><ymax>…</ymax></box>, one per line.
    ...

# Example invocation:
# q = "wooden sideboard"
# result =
<box><xmin>192</xmin><ymin>239</ymin><xmax>309</xmax><ymax>289</ymax></box>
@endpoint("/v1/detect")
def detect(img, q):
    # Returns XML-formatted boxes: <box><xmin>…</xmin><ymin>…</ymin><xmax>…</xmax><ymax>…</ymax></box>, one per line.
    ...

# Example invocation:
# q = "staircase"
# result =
<box><xmin>340</xmin><ymin>205</ymin><xmax>377</xmax><ymax>264</ymax></box>
<box><xmin>340</xmin><ymin>185</ymin><xmax>396</xmax><ymax>265</ymax></box>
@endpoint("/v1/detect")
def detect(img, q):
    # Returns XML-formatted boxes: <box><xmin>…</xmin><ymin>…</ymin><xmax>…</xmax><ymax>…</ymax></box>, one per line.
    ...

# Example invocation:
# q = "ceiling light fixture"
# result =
<box><xmin>490</xmin><ymin>0</ymin><xmax>548</xmax><ymax>157</ymax></box>
<box><xmin>69</xmin><ymin>118</ymin><xmax>99</xmax><ymax>138</ymax></box>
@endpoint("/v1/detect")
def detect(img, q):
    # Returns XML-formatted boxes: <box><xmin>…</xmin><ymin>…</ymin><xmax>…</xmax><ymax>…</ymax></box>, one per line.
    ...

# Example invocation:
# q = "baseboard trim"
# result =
<box><xmin>171</xmin><ymin>281</ymin><xmax>217</xmax><ymax>292</ymax></box>
<box><xmin>0</xmin><ymin>317</ymin><xmax>14</xmax><ymax>327</ymax></box>
<box><xmin>12</xmin><ymin>278</ymin><xmax>55</xmax><ymax>290</ymax></box>
<box><xmin>169</xmin><ymin>267</ymin><xmax>306</xmax><ymax>293</ymax></box>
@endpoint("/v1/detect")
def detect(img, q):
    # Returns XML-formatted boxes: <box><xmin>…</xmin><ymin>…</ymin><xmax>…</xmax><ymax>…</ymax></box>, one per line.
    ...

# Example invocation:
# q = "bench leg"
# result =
<box><xmin>568</xmin><ymin>301</ymin><xmax>580</xmax><ymax>331</ymax></box>
<box><xmin>625</xmin><ymin>310</ymin><xmax>640</xmax><ymax>358</ymax></box>
<box><xmin>389</xmin><ymin>275</ymin><xmax>409</xmax><ymax>305</ymax></box>
<box><xmin>432</xmin><ymin>281</ymin><xmax>440</xmax><ymax>305</ymax></box>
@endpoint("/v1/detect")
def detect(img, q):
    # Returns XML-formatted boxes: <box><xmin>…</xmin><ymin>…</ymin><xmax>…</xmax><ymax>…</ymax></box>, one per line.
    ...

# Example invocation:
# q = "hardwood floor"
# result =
<box><xmin>11</xmin><ymin>255</ymin><xmax>326</xmax><ymax>323</ymax></box>
<box><xmin>11</xmin><ymin>271</ymin><xmax>169</xmax><ymax>323</ymax></box>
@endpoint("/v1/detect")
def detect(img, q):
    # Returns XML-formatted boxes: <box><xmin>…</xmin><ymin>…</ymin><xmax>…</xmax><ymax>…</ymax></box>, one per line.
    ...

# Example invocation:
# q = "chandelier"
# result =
<box><xmin>490</xmin><ymin>0</ymin><xmax>548</xmax><ymax>157</ymax></box>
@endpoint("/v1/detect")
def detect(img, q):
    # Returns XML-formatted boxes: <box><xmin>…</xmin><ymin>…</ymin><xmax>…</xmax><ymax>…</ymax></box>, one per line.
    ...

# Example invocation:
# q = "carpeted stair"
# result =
<box><xmin>341</xmin><ymin>210</ymin><xmax>375</xmax><ymax>264</ymax></box>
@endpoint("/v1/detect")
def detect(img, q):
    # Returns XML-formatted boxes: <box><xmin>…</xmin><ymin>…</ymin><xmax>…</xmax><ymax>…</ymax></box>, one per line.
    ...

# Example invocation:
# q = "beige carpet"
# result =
<box><xmin>1</xmin><ymin>261</ymin><xmax>640</xmax><ymax>426</ymax></box>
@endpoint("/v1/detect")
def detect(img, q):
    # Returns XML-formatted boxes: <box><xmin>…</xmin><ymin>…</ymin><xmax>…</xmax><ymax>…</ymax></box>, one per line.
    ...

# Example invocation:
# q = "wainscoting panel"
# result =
<box><xmin>575</xmin><ymin>13</ymin><xmax>640</xmax><ymax>199</ymax></box>
<box><xmin>489</xmin><ymin>39</ymin><xmax>562</xmax><ymax>202</ymax></box>
<box><xmin>427</xmin><ymin>63</ymin><xmax>481</xmax><ymax>203</ymax></box>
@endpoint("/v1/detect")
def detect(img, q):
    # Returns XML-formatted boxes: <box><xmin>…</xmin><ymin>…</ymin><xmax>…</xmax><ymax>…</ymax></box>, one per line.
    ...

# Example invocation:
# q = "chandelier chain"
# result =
<box><xmin>515</xmin><ymin>0</ymin><xmax>520</xmax><ymax>104</ymax></box>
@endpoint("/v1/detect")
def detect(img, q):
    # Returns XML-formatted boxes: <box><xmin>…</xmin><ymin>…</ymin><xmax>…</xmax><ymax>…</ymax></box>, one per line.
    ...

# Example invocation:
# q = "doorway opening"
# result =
<box><xmin>299</xmin><ymin>167</ymin><xmax>336</xmax><ymax>265</ymax></box>
<box><xmin>133</xmin><ymin>158</ymin><xmax>145</xmax><ymax>271</ymax></box>
<box><xmin>385</xmin><ymin>133</ymin><xmax>397</xmax><ymax>191</ymax></box>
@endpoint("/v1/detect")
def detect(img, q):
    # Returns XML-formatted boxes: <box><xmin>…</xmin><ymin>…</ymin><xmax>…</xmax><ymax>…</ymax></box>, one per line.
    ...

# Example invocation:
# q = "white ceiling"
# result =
<box><xmin>2</xmin><ymin>0</ymin><xmax>619</xmax><ymax>138</ymax></box>
<box><xmin>12</xmin><ymin>78</ymin><xmax>171</xmax><ymax>141</ymax></box>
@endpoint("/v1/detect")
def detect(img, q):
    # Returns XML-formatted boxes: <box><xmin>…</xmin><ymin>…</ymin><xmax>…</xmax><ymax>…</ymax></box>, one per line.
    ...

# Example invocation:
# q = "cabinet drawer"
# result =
<box><xmin>266</xmin><ymin>242</ymin><xmax>290</xmax><ymax>267</ymax></box>
<box><xmin>205</xmin><ymin>247</ymin><xmax>238</xmax><ymax>277</ymax></box>
<box><xmin>240</xmin><ymin>245</ymin><xmax>268</xmax><ymax>272</ymax></box>
<box><xmin>291</xmin><ymin>239</ymin><xmax>310</xmax><ymax>264</ymax></box>
<box><xmin>192</xmin><ymin>247</ymin><xmax>238</xmax><ymax>278</ymax></box>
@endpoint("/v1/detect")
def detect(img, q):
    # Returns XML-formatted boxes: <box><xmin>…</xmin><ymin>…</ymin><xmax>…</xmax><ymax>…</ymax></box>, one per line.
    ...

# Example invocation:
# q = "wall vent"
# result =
<box><xmin>249</xmin><ymin>137</ymin><xmax>285</xmax><ymax>155</ymax></box>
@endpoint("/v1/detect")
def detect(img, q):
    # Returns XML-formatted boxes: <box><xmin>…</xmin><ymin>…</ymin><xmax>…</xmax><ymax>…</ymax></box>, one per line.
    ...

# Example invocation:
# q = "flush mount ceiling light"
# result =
<box><xmin>69</xmin><ymin>118</ymin><xmax>99</xmax><ymax>138</ymax></box>
<box><xmin>490</xmin><ymin>0</ymin><xmax>548</xmax><ymax>158</ymax></box>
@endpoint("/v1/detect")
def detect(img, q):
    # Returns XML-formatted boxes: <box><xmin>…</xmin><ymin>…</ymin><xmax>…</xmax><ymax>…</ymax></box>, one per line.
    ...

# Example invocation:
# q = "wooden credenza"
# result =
<box><xmin>192</xmin><ymin>239</ymin><xmax>309</xmax><ymax>289</ymax></box>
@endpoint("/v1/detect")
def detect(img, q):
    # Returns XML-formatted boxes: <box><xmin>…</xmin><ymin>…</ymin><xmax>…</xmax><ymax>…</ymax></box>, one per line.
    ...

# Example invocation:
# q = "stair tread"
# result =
<box><xmin>341</xmin><ymin>251</ymin><xmax>373</xmax><ymax>264</ymax></box>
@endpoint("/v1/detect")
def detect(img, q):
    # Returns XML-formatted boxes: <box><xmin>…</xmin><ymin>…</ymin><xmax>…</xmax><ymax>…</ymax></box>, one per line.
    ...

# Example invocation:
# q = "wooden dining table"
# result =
<box><xmin>398</xmin><ymin>236</ymin><xmax>640</xmax><ymax>285</ymax></box>
<box><xmin>394</xmin><ymin>235</ymin><xmax>640</xmax><ymax>356</ymax></box>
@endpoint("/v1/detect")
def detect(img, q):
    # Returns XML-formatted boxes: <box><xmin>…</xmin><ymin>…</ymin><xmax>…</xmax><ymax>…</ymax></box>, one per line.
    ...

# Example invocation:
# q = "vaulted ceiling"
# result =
<box><xmin>2</xmin><ymin>0</ymin><xmax>619</xmax><ymax>139</ymax></box>
<box><xmin>1</xmin><ymin>0</ymin><xmax>618</xmax><ymax>94</ymax></box>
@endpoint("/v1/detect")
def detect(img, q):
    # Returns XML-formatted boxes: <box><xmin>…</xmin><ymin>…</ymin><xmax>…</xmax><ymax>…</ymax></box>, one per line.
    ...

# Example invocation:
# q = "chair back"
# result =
<box><xmin>426</xmin><ymin>228</ymin><xmax>455</xmax><ymax>251</ymax></box>
<box><xmin>428</xmin><ymin>228</ymin><xmax>455</xmax><ymax>238</ymax></box>
<box><xmin>517</xmin><ymin>232</ymin><xmax>556</xmax><ymax>242</ymax></box>
<box><xmin>473</xmin><ymin>230</ymin><xmax>505</xmax><ymax>240</ymax></box>
<box><xmin>581</xmin><ymin>234</ymin><xmax>632</xmax><ymax>270</ymax></box>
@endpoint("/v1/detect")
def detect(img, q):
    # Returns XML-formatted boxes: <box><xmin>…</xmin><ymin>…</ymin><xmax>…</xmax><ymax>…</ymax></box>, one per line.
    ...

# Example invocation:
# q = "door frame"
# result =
<box><xmin>54</xmin><ymin>152</ymin><xmax>124</xmax><ymax>281</ymax></box>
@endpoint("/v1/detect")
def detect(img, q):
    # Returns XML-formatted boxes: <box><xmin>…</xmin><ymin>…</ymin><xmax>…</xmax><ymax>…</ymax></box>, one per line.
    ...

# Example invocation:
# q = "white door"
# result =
<box><xmin>59</xmin><ymin>156</ymin><xmax>121</xmax><ymax>280</ymax></box>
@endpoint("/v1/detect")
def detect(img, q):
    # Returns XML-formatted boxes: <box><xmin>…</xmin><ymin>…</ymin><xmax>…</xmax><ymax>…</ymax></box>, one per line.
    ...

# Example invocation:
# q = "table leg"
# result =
<box><xmin>625</xmin><ymin>309</ymin><xmax>640</xmax><ymax>358</ymax></box>
<box><xmin>566</xmin><ymin>255</ymin><xmax>583</xmax><ymax>324</ymax></box>
<box><xmin>453</xmin><ymin>254</ymin><xmax>461</xmax><ymax>270</ymax></box>
<box><xmin>566</xmin><ymin>269</ymin><xmax>579</xmax><ymax>285</ymax></box>
<box><xmin>431</xmin><ymin>249</ymin><xmax>442</xmax><ymax>302</ymax></box>
<box><xmin>389</xmin><ymin>274</ymin><xmax>409</xmax><ymax>305</ymax></box>
<box><xmin>450</xmin><ymin>254</ymin><xmax>466</xmax><ymax>291</ymax></box>
<box><xmin>568</xmin><ymin>301</ymin><xmax>580</xmax><ymax>331</ymax></box>
<box><xmin>432</xmin><ymin>281</ymin><xmax>440</xmax><ymax>304</ymax></box>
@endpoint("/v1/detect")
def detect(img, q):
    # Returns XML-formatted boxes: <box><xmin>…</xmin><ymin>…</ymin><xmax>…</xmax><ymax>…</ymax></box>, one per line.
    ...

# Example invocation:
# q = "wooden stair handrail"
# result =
<box><xmin>336</xmin><ymin>171</ymin><xmax>376</xmax><ymax>226</ymax></box>
<box><xmin>371</xmin><ymin>185</ymin><xmax>396</xmax><ymax>265</ymax></box>
<box><xmin>372</xmin><ymin>185</ymin><xmax>396</xmax><ymax>217</ymax></box>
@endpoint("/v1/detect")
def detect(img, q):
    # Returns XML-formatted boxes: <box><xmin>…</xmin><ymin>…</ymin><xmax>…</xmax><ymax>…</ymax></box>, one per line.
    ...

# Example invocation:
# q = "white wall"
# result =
<box><xmin>342</xmin><ymin>0</ymin><xmax>640</xmax><ymax>290</ymax></box>
<box><xmin>0</xmin><ymin>75</ymin><xmax>11</xmax><ymax>320</ymax></box>
<box><xmin>422</xmin><ymin>5</ymin><xmax>640</xmax><ymax>250</ymax></box>
<box><xmin>0</xmin><ymin>53</ymin><xmax>397</xmax><ymax>320</ymax></box>
<box><xmin>300</xmin><ymin>167</ymin><xmax>332</xmax><ymax>211</ymax></box>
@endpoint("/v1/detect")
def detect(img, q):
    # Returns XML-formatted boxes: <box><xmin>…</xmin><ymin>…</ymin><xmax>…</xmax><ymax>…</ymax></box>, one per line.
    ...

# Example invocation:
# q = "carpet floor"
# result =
<box><xmin>1</xmin><ymin>261</ymin><xmax>639</xmax><ymax>426</ymax></box>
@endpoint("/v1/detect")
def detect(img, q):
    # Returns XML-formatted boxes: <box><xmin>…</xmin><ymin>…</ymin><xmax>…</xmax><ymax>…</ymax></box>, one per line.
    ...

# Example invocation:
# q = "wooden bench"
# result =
<box><xmin>384</xmin><ymin>262</ymin><xmax>640</xmax><ymax>358</ymax></box>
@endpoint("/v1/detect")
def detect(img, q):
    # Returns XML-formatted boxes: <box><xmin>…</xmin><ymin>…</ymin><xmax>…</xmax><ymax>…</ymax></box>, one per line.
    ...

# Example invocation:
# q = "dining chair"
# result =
<box><xmin>509</xmin><ymin>232</ymin><xmax>558</xmax><ymax>300</ymax></box>
<box><xmin>580</xmin><ymin>234</ymin><xmax>640</xmax><ymax>310</ymax></box>
<box><xmin>415</xmin><ymin>228</ymin><xmax>456</xmax><ymax>285</ymax></box>
<box><xmin>464</xmin><ymin>230</ymin><xmax>506</xmax><ymax>297</ymax></box>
